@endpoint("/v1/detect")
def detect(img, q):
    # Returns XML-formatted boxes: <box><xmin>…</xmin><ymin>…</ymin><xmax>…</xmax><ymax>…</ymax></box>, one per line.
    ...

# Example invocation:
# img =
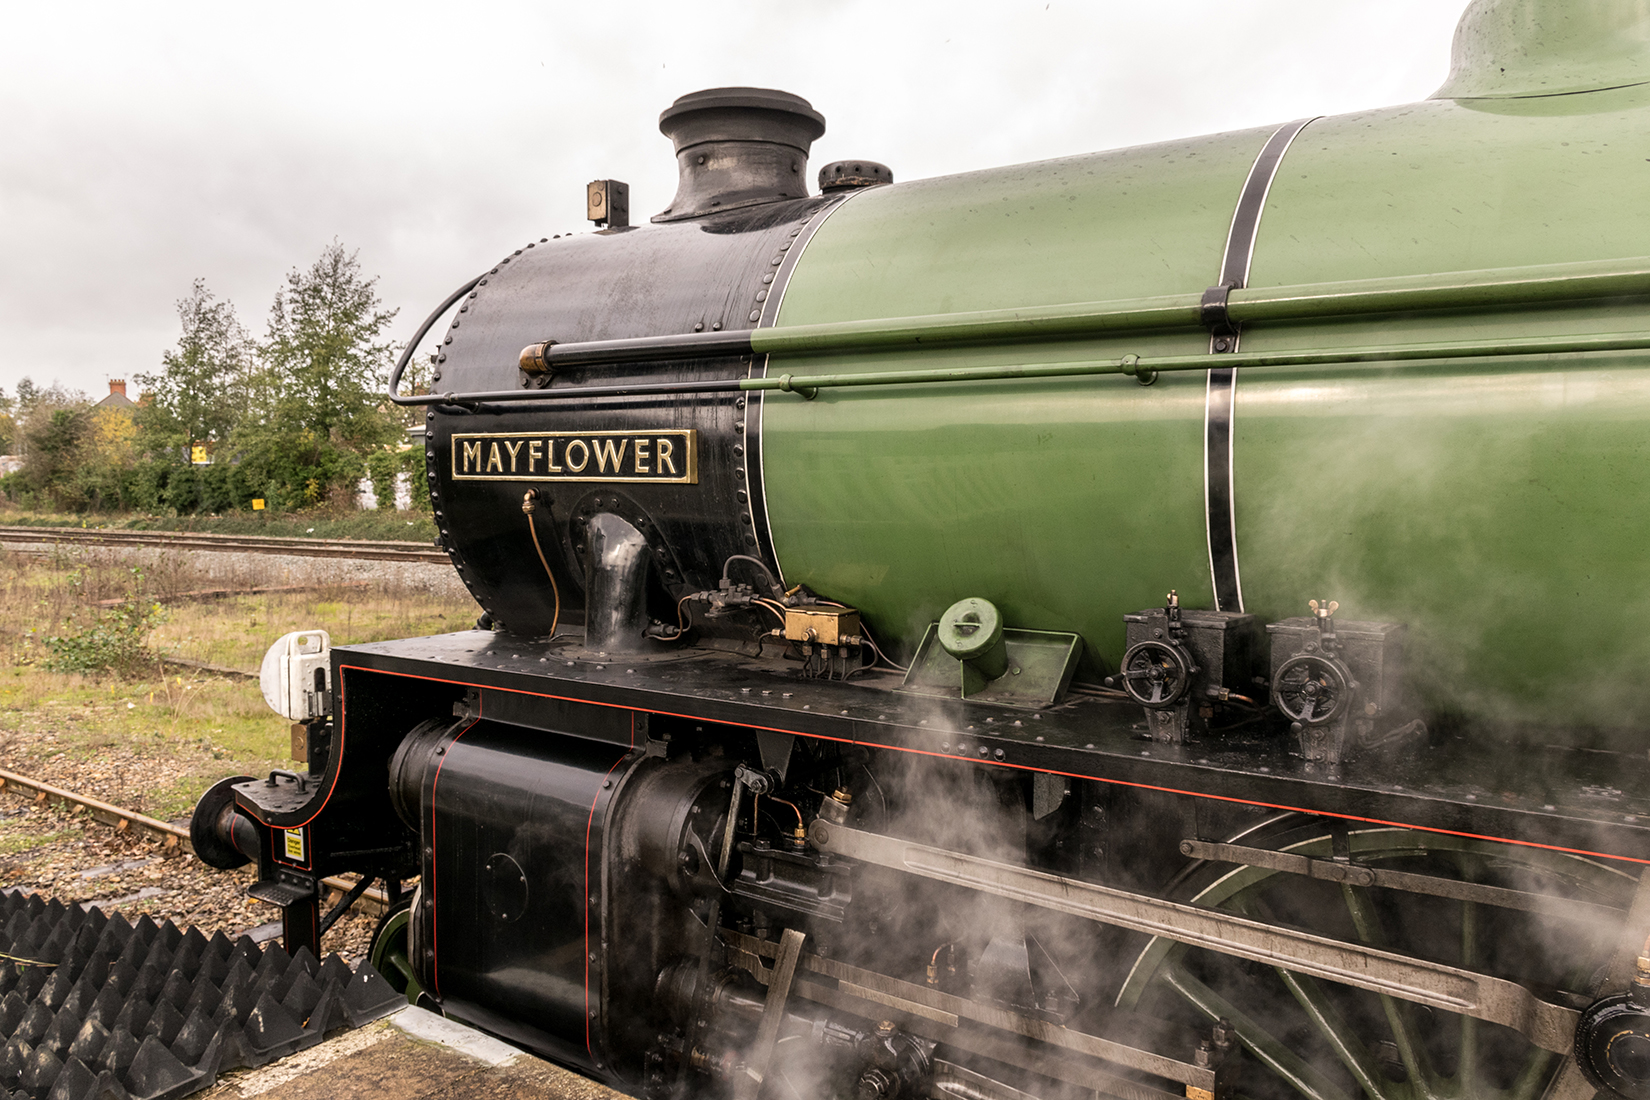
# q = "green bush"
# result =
<box><xmin>42</xmin><ymin>570</ymin><xmax>167</xmax><ymax>676</ymax></box>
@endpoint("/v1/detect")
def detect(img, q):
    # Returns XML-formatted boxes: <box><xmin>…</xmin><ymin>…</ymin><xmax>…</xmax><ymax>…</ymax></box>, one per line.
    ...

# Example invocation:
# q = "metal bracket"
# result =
<box><xmin>1201</xmin><ymin>283</ymin><xmax>1242</xmax><ymax>358</ymax></box>
<box><xmin>809</xmin><ymin>820</ymin><xmax>1580</xmax><ymax>1053</ymax></box>
<box><xmin>755</xmin><ymin>730</ymin><xmax>796</xmax><ymax>784</ymax></box>
<box><xmin>1200</xmin><ymin>283</ymin><xmax>1237</xmax><ymax>337</ymax></box>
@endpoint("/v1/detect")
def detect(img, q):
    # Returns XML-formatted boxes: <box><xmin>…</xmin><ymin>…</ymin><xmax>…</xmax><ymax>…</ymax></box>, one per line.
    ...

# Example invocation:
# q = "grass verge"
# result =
<box><xmin>0</xmin><ymin>507</ymin><xmax>437</xmax><ymax>543</ymax></box>
<box><xmin>0</xmin><ymin>549</ymin><xmax>477</xmax><ymax>823</ymax></box>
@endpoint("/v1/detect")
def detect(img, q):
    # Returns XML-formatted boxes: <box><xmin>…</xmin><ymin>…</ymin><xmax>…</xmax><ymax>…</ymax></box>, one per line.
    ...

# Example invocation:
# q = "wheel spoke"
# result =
<box><xmin>1229</xmin><ymin>894</ymin><xmax>1394</xmax><ymax>1100</ymax></box>
<box><xmin>1273</xmin><ymin>967</ymin><xmax>1395</xmax><ymax>1100</ymax></box>
<box><xmin>1135</xmin><ymin>827</ymin><xmax>1627</xmax><ymax>1100</ymax></box>
<box><xmin>1164</xmin><ymin>961</ymin><xmax>1357</xmax><ymax>1100</ymax></box>
<box><xmin>1341</xmin><ymin>884</ymin><xmax>1443</xmax><ymax>1099</ymax></box>
<box><xmin>1504</xmin><ymin>1049</ymin><xmax>1560</xmax><ymax>1100</ymax></box>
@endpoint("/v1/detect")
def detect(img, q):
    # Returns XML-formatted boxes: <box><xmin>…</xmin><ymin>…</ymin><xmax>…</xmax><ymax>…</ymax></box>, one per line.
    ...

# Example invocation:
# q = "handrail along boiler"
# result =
<box><xmin>193</xmin><ymin>5</ymin><xmax>1650</xmax><ymax>1100</ymax></box>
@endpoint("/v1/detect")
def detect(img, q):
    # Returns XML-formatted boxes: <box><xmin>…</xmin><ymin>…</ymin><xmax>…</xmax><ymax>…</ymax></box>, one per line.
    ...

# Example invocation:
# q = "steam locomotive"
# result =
<box><xmin>191</xmin><ymin>3</ymin><xmax>1650</xmax><ymax>1099</ymax></box>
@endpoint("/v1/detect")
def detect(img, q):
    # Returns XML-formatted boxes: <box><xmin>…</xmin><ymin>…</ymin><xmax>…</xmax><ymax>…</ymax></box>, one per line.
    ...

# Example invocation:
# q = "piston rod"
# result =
<box><xmin>808</xmin><ymin>820</ymin><xmax>1581</xmax><ymax>1053</ymax></box>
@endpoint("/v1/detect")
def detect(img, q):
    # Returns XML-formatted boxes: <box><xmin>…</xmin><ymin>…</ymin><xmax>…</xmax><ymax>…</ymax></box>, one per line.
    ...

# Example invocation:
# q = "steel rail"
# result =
<box><xmin>0</xmin><ymin>765</ymin><xmax>389</xmax><ymax>918</ymax></box>
<box><xmin>809</xmin><ymin>820</ymin><xmax>1581</xmax><ymax>1054</ymax></box>
<box><xmin>0</xmin><ymin>765</ymin><xmax>189</xmax><ymax>853</ymax></box>
<box><xmin>0</xmin><ymin>526</ymin><xmax>447</xmax><ymax>565</ymax></box>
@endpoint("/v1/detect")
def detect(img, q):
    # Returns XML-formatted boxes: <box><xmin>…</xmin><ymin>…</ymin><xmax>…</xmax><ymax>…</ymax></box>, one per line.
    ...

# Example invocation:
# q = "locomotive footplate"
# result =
<box><xmin>332</xmin><ymin>630</ymin><xmax>1650</xmax><ymax>868</ymax></box>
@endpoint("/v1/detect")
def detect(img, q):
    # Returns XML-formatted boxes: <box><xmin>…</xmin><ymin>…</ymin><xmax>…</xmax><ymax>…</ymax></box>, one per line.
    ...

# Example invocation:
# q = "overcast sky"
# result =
<box><xmin>0</xmin><ymin>1</ymin><xmax>1469</xmax><ymax>400</ymax></box>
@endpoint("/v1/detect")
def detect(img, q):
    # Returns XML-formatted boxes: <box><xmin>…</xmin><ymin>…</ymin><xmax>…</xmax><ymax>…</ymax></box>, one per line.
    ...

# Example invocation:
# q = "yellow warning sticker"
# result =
<box><xmin>283</xmin><ymin>829</ymin><xmax>305</xmax><ymax>861</ymax></box>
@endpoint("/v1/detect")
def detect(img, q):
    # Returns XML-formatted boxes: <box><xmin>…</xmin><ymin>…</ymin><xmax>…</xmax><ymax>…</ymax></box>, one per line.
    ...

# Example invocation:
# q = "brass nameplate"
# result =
<box><xmin>451</xmin><ymin>430</ymin><xmax>697</xmax><ymax>484</ymax></box>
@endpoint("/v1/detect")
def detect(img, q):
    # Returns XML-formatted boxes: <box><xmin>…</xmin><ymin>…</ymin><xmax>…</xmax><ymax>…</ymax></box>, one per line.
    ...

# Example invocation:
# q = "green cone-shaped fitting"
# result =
<box><xmin>1434</xmin><ymin>0</ymin><xmax>1650</xmax><ymax>98</ymax></box>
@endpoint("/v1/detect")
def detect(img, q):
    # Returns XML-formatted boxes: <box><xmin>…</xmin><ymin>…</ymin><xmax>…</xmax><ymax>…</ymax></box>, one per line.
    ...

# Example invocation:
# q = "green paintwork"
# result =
<box><xmin>743</xmin><ymin>330</ymin><xmax>1650</xmax><ymax>398</ymax></box>
<box><xmin>744</xmin><ymin>255</ymin><xmax>1650</xmax><ymax>361</ymax></box>
<box><xmin>761</xmin><ymin>1</ymin><xmax>1650</xmax><ymax>729</ymax></box>
<box><xmin>1433</xmin><ymin>0</ymin><xmax>1650</xmax><ymax>98</ymax></box>
<box><xmin>902</xmin><ymin>625</ymin><xmax>1083</xmax><ymax>710</ymax></box>
<box><xmin>762</xmin><ymin>128</ymin><xmax>1270</xmax><ymax>679</ymax></box>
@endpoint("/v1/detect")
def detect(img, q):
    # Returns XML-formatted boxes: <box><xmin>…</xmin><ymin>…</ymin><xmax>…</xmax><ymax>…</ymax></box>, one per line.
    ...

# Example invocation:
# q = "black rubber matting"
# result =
<box><xmin>0</xmin><ymin>889</ymin><xmax>403</xmax><ymax>1100</ymax></box>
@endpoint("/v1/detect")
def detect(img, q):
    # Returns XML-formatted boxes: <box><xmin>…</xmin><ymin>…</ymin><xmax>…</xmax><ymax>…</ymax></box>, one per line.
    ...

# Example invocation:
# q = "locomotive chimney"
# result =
<box><xmin>653</xmin><ymin>87</ymin><xmax>826</xmax><ymax>223</ymax></box>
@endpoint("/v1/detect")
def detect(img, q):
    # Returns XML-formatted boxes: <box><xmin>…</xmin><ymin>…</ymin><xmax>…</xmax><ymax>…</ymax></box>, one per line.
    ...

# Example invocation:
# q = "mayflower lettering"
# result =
<box><xmin>450</xmin><ymin>430</ymin><xmax>698</xmax><ymax>484</ymax></box>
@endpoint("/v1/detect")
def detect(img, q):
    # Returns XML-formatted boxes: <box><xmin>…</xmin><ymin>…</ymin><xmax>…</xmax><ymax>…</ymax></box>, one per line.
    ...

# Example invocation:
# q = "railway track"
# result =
<box><xmin>0</xmin><ymin>764</ymin><xmax>391</xmax><ymax>919</ymax></box>
<box><xmin>0</xmin><ymin>524</ymin><xmax>448</xmax><ymax>564</ymax></box>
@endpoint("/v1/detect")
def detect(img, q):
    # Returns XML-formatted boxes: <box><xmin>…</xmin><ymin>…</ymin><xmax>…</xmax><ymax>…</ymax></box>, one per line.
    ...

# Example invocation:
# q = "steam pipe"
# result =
<box><xmin>389</xmin><ymin>256</ymin><xmax>1650</xmax><ymax>408</ymax></box>
<box><xmin>742</xmin><ymin>329</ymin><xmax>1650</xmax><ymax>392</ymax></box>
<box><xmin>390</xmin><ymin>328</ymin><xmax>1650</xmax><ymax>411</ymax></box>
<box><xmin>752</xmin><ymin>254</ymin><xmax>1650</xmax><ymax>356</ymax></box>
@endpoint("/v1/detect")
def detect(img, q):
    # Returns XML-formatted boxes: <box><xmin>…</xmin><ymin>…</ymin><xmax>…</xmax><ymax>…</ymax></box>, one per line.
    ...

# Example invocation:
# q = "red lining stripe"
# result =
<box><xmin>339</xmin><ymin>664</ymin><xmax>1650</xmax><ymax>867</ymax></box>
<box><xmin>584</xmin><ymin>752</ymin><xmax>631</xmax><ymax>1064</ymax></box>
<box><xmin>428</xmin><ymin>718</ymin><xmax>480</xmax><ymax>998</ymax></box>
<box><xmin>248</xmin><ymin>667</ymin><xmax>354</xmax><ymax>831</ymax></box>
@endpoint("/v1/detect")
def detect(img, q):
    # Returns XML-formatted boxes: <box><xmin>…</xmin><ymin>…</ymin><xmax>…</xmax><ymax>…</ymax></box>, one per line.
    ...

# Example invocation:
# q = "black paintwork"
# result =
<box><xmin>411</xmin><ymin>719</ymin><xmax>629</xmax><ymax>1072</ymax></box>
<box><xmin>334</xmin><ymin>631</ymin><xmax>1650</xmax><ymax>867</ymax></box>
<box><xmin>429</xmin><ymin>198</ymin><xmax>833</xmax><ymax>637</ymax></box>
